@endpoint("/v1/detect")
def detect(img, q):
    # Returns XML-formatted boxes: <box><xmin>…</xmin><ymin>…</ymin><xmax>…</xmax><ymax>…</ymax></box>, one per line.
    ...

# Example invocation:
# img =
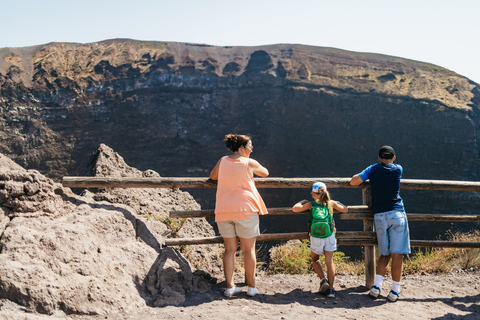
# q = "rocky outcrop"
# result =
<box><xmin>83</xmin><ymin>143</ymin><xmax>222</xmax><ymax>274</ymax></box>
<box><xmin>0</xmin><ymin>148</ymin><xmax>217</xmax><ymax>315</ymax></box>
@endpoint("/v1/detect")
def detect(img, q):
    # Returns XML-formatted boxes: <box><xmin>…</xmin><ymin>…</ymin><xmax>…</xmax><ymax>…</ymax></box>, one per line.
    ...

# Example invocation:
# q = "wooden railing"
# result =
<box><xmin>62</xmin><ymin>176</ymin><xmax>480</xmax><ymax>287</ymax></box>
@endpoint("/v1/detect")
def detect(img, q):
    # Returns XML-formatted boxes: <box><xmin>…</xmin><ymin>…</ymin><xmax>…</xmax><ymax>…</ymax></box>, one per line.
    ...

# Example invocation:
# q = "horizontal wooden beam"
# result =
<box><xmin>407</xmin><ymin>213</ymin><xmax>480</xmax><ymax>222</ymax></box>
<box><xmin>169</xmin><ymin>207</ymin><xmax>480</xmax><ymax>222</ymax></box>
<box><xmin>339</xmin><ymin>212</ymin><xmax>480</xmax><ymax>222</ymax></box>
<box><xmin>62</xmin><ymin>176</ymin><xmax>480</xmax><ymax>191</ymax></box>
<box><xmin>410</xmin><ymin>240</ymin><xmax>480</xmax><ymax>248</ymax></box>
<box><xmin>164</xmin><ymin>231</ymin><xmax>376</xmax><ymax>246</ymax></box>
<box><xmin>62</xmin><ymin>177</ymin><xmax>219</xmax><ymax>189</ymax></box>
<box><xmin>164</xmin><ymin>235</ymin><xmax>480</xmax><ymax>248</ymax></box>
<box><xmin>400</xmin><ymin>179</ymin><xmax>480</xmax><ymax>191</ymax></box>
<box><xmin>169</xmin><ymin>205</ymin><xmax>371</xmax><ymax>218</ymax></box>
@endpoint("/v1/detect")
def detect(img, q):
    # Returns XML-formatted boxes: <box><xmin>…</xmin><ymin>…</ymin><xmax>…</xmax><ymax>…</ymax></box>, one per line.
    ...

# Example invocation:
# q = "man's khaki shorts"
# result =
<box><xmin>217</xmin><ymin>213</ymin><xmax>260</xmax><ymax>239</ymax></box>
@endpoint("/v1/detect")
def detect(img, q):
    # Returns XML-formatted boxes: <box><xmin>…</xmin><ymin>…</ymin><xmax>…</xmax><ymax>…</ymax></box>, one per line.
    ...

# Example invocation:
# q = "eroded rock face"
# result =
<box><xmin>0</xmin><ymin>149</ymin><xmax>217</xmax><ymax>315</ymax></box>
<box><xmin>0</xmin><ymin>40</ymin><xmax>478</xmax><ymax>186</ymax></box>
<box><xmin>83</xmin><ymin>143</ymin><xmax>222</xmax><ymax>275</ymax></box>
<box><xmin>1</xmin><ymin>39</ymin><xmax>480</xmax><ymax>251</ymax></box>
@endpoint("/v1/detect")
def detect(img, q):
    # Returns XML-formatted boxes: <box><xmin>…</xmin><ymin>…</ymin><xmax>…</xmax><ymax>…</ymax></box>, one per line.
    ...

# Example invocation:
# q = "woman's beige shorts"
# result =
<box><xmin>217</xmin><ymin>213</ymin><xmax>260</xmax><ymax>239</ymax></box>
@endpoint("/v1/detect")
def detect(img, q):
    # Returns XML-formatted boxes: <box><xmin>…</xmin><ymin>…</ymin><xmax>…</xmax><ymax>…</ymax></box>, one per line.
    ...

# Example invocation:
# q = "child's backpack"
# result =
<box><xmin>309</xmin><ymin>201</ymin><xmax>336</xmax><ymax>238</ymax></box>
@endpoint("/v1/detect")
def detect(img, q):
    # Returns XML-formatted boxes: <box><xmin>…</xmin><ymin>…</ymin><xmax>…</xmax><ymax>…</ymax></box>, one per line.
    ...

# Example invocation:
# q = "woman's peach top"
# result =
<box><xmin>214</xmin><ymin>156</ymin><xmax>268</xmax><ymax>222</ymax></box>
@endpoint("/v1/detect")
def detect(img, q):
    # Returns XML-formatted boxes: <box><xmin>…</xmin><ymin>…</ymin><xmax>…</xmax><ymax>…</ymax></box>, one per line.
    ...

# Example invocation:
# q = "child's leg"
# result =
<box><xmin>324</xmin><ymin>250</ymin><xmax>335</xmax><ymax>287</ymax></box>
<box><xmin>310</xmin><ymin>251</ymin><xmax>325</xmax><ymax>279</ymax></box>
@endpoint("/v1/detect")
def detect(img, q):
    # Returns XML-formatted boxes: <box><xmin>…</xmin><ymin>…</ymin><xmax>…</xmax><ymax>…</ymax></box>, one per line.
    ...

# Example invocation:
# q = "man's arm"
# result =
<box><xmin>350</xmin><ymin>174</ymin><xmax>364</xmax><ymax>186</ymax></box>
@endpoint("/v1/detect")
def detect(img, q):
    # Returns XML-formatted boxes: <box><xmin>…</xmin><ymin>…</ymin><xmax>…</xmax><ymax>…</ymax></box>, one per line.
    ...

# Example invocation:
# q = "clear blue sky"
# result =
<box><xmin>2</xmin><ymin>0</ymin><xmax>479</xmax><ymax>84</ymax></box>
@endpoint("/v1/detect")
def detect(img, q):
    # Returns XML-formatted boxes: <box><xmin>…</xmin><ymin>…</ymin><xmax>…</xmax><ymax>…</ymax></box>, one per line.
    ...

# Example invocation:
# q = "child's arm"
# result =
<box><xmin>292</xmin><ymin>200</ymin><xmax>312</xmax><ymax>212</ymax></box>
<box><xmin>331</xmin><ymin>200</ymin><xmax>348</xmax><ymax>213</ymax></box>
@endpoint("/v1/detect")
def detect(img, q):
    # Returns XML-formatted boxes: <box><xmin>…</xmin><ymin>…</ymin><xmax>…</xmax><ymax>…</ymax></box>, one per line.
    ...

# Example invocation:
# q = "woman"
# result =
<box><xmin>210</xmin><ymin>134</ymin><xmax>269</xmax><ymax>297</ymax></box>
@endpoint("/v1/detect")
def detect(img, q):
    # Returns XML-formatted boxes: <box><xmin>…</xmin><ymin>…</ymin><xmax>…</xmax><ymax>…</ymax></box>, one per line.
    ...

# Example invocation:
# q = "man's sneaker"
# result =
<box><xmin>327</xmin><ymin>288</ymin><xmax>335</xmax><ymax>298</ymax></box>
<box><xmin>387</xmin><ymin>289</ymin><xmax>400</xmax><ymax>302</ymax></box>
<box><xmin>369</xmin><ymin>285</ymin><xmax>381</xmax><ymax>298</ymax></box>
<box><xmin>319</xmin><ymin>278</ymin><xmax>330</xmax><ymax>293</ymax></box>
<box><xmin>224</xmin><ymin>286</ymin><xmax>242</xmax><ymax>297</ymax></box>
<box><xmin>247</xmin><ymin>287</ymin><xmax>258</xmax><ymax>297</ymax></box>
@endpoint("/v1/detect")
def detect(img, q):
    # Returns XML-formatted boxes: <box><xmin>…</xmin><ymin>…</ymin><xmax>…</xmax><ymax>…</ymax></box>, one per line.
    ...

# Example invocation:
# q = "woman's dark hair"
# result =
<box><xmin>224</xmin><ymin>134</ymin><xmax>251</xmax><ymax>152</ymax></box>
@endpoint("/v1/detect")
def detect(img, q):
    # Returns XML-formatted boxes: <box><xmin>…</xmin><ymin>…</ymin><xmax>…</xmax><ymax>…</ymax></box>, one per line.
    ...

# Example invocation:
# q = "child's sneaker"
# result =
<box><xmin>319</xmin><ymin>278</ymin><xmax>330</xmax><ymax>293</ymax></box>
<box><xmin>327</xmin><ymin>288</ymin><xmax>335</xmax><ymax>298</ymax></box>
<box><xmin>387</xmin><ymin>289</ymin><xmax>400</xmax><ymax>302</ymax></box>
<box><xmin>369</xmin><ymin>285</ymin><xmax>381</xmax><ymax>298</ymax></box>
<box><xmin>224</xmin><ymin>286</ymin><xmax>242</xmax><ymax>297</ymax></box>
<box><xmin>247</xmin><ymin>287</ymin><xmax>258</xmax><ymax>297</ymax></box>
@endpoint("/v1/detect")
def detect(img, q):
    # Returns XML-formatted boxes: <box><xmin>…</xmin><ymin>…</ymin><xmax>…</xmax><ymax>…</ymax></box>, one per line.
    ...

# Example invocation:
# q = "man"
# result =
<box><xmin>350</xmin><ymin>145</ymin><xmax>411</xmax><ymax>302</ymax></box>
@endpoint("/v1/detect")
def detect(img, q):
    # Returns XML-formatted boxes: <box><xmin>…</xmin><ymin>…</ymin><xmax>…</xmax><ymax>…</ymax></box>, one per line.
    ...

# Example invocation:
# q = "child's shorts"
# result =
<box><xmin>374</xmin><ymin>210</ymin><xmax>411</xmax><ymax>256</ymax></box>
<box><xmin>310</xmin><ymin>233</ymin><xmax>337</xmax><ymax>255</ymax></box>
<box><xmin>217</xmin><ymin>213</ymin><xmax>260</xmax><ymax>239</ymax></box>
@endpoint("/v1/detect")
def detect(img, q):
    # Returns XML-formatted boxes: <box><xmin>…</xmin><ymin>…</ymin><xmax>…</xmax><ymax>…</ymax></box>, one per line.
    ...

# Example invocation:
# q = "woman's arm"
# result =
<box><xmin>209</xmin><ymin>159</ymin><xmax>222</xmax><ymax>180</ymax></box>
<box><xmin>331</xmin><ymin>200</ymin><xmax>348</xmax><ymax>213</ymax></box>
<box><xmin>292</xmin><ymin>200</ymin><xmax>312</xmax><ymax>212</ymax></box>
<box><xmin>249</xmin><ymin>159</ymin><xmax>269</xmax><ymax>177</ymax></box>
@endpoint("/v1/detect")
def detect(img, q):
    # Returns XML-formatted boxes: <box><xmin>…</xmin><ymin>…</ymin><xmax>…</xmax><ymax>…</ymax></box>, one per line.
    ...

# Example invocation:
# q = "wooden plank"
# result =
<box><xmin>164</xmin><ymin>236</ymin><xmax>480</xmax><ymax>248</ymax></box>
<box><xmin>339</xmin><ymin>213</ymin><xmax>480</xmax><ymax>222</ymax></box>
<box><xmin>337</xmin><ymin>231</ymin><xmax>376</xmax><ymax>239</ymax></box>
<box><xmin>169</xmin><ymin>207</ymin><xmax>480</xmax><ymax>222</ymax></box>
<box><xmin>400</xmin><ymin>179</ymin><xmax>480</xmax><ymax>191</ymax></box>
<box><xmin>362</xmin><ymin>185</ymin><xmax>375</xmax><ymax>289</ymax></box>
<box><xmin>62</xmin><ymin>177</ymin><xmax>219</xmax><ymax>189</ymax></box>
<box><xmin>410</xmin><ymin>240</ymin><xmax>480</xmax><ymax>248</ymax></box>
<box><xmin>169</xmin><ymin>205</ymin><xmax>371</xmax><ymax>218</ymax></box>
<box><xmin>165</xmin><ymin>236</ymin><xmax>224</xmax><ymax>245</ymax></box>
<box><xmin>338</xmin><ymin>213</ymin><xmax>373</xmax><ymax>220</ymax></box>
<box><xmin>407</xmin><ymin>213</ymin><xmax>480</xmax><ymax>222</ymax></box>
<box><xmin>164</xmin><ymin>231</ymin><xmax>377</xmax><ymax>246</ymax></box>
<box><xmin>62</xmin><ymin>176</ymin><xmax>480</xmax><ymax>191</ymax></box>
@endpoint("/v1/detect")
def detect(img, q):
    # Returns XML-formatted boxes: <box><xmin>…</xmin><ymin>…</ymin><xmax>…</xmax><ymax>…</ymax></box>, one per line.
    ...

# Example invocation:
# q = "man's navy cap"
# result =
<box><xmin>379</xmin><ymin>145</ymin><xmax>395</xmax><ymax>159</ymax></box>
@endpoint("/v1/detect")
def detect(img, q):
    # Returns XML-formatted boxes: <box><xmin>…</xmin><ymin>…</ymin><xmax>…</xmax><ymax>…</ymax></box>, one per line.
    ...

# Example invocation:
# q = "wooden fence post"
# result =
<box><xmin>362</xmin><ymin>185</ymin><xmax>375</xmax><ymax>289</ymax></box>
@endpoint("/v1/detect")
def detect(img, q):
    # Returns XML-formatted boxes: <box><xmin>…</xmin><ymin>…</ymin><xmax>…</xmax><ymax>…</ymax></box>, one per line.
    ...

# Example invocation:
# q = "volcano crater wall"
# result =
<box><xmin>1</xmin><ymin>39</ymin><xmax>480</xmax><ymax>245</ymax></box>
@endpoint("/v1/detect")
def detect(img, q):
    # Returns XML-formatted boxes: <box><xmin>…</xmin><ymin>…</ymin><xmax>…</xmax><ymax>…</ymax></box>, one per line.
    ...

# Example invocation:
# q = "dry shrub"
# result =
<box><xmin>267</xmin><ymin>240</ymin><xmax>312</xmax><ymax>275</ymax></box>
<box><xmin>266</xmin><ymin>230</ymin><xmax>480</xmax><ymax>276</ymax></box>
<box><xmin>404</xmin><ymin>230</ymin><xmax>480</xmax><ymax>274</ymax></box>
<box><xmin>266</xmin><ymin>240</ymin><xmax>364</xmax><ymax>275</ymax></box>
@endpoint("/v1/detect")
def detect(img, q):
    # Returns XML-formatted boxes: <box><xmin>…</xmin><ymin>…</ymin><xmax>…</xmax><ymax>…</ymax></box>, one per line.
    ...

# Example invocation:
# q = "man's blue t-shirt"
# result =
<box><xmin>358</xmin><ymin>163</ymin><xmax>404</xmax><ymax>214</ymax></box>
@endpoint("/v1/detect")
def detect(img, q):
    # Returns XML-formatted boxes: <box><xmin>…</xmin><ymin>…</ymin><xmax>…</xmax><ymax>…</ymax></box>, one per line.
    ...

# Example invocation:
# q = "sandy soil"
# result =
<box><xmin>4</xmin><ymin>270</ymin><xmax>476</xmax><ymax>320</ymax></box>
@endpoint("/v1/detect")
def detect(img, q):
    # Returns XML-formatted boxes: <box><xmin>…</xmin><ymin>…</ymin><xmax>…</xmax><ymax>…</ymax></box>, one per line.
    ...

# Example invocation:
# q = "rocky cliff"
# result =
<box><xmin>1</xmin><ymin>39</ymin><xmax>479</xmax><ymax>238</ymax></box>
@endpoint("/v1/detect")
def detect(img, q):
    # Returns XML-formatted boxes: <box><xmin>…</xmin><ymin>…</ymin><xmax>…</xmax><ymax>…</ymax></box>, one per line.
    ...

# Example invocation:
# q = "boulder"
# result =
<box><xmin>0</xmin><ymin>148</ymin><xmax>218</xmax><ymax>315</ymax></box>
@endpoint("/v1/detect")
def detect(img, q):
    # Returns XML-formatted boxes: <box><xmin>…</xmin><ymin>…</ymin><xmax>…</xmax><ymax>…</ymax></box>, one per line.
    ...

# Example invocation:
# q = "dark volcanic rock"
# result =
<box><xmin>0</xmin><ymin>39</ymin><xmax>479</xmax><ymax>242</ymax></box>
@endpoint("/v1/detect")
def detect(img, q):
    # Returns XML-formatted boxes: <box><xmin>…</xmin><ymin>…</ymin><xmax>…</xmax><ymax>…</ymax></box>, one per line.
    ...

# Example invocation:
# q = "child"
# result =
<box><xmin>292</xmin><ymin>182</ymin><xmax>348</xmax><ymax>298</ymax></box>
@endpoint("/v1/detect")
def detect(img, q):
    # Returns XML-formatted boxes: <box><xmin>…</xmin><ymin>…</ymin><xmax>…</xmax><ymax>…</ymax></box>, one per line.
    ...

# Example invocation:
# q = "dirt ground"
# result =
<box><xmin>3</xmin><ymin>270</ymin><xmax>478</xmax><ymax>320</ymax></box>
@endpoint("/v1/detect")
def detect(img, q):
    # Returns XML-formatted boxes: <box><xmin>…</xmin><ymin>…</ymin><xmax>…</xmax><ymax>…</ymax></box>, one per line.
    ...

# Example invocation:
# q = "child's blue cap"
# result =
<box><xmin>312</xmin><ymin>182</ymin><xmax>327</xmax><ymax>193</ymax></box>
